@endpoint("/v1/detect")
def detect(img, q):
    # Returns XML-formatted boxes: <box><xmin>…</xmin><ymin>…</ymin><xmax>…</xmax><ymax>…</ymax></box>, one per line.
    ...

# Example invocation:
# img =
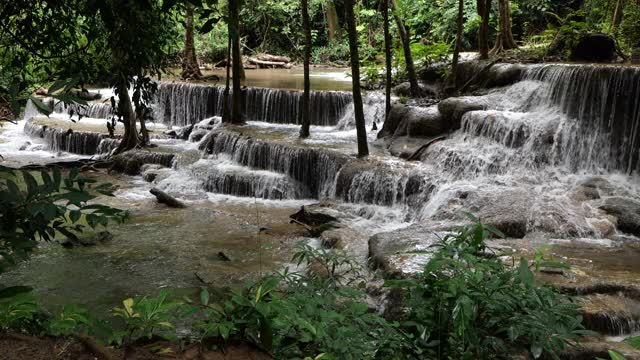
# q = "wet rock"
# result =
<box><xmin>111</xmin><ymin>150</ymin><xmax>175</xmax><ymax>175</ymax></box>
<box><xmin>578</xmin><ymin>294</ymin><xmax>640</xmax><ymax>335</ymax></box>
<box><xmin>189</xmin><ymin>129</ymin><xmax>208</xmax><ymax>142</ymax></box>
<box><xmin>289</xmin><ymin>205</ymin><xmax>340</xmax><ymax>237</ymax></box>
<box><xmin>320</xmin><ymin>227</ymin><xmax>361</xmax><ymax>249</ymax></box>
<box><xmin>141</xmin><ymin>164</ymin><xmax>164</xmax><ymax>182</ymax></box>
<box><xmin>164</xmin><ymin>124</ymin><xmax>194</xmax><ymax>140</ymax></box>
<box><xmin>61</xmin><ymin>231</ymin><xmax>113</xmax><ymax>248</ymax></box>
<box><xmin>72</xmin><ymin>89</ymin><xmax>102</xmax><ymax>101</ymax></box>
<box><xmin>560</xmin><ymin>340</ymin><xmax>640</xmax><ymax>360</ymax></box>
<box><xmin>18</xmin><ymin>142</ymin><xmax>31</xmax><ymax>151</ymax></box>
<box><xmin>369</xmin><ymin>225</ymin><xmax>445</xmax><ymax>279</ymax></box>
<box><xmin>392</xmin><ymin>82</ymin><xmax>437</xmax><ymax>98</ymax></box>
<box><xmin>600</xmin><ymin>197</ymin><xmax>640</xmax><ymax>237</ymax></box>
<box><xmin>150</xmin><ymin>187</ymin><xmax>187</xmax><ymax>208</ymax></box>
<box><xmin>570</xmin><ymin>33</ymin><xmax>616</xmax><ymax>63</ymax></box>
<box><xmin>438</xmin><ymin>96</ymin><xmax>487</xmax><ymax>131</ymax></box>
<box><xmin>405</xmin><ymin>106</ymin><xmax>445</xmax><ymax>137</ymax></box>
<box><xmin>378</xmin><ymin>104</ymin><xmax>411</xmax><ymax>139</ymax></box>
<box><xmin>633</xmin><ymin>48</ymin><xmax>640</xmax><ymax>65</ymax></box>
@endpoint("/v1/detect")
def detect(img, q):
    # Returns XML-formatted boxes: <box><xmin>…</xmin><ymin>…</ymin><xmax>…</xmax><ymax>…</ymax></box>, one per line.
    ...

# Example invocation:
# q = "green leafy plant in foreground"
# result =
<box><xmin>0</xmin><ymin>166</ymin><xmax>128</xmax><ymax>275</ymax></box>
<box><xmin>385</xmin><ymin>218</ymin><xmax>589</xmax><ymax>359</ymax></box>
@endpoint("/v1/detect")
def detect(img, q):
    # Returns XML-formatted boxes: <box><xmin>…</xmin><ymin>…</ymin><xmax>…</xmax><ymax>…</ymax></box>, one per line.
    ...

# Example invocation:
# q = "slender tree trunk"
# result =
<box><xmin>300</xmin><ymin>0</ymin><xmax>312</xmax><ymax>138</ymax></box>
<box><xmin>383</xmin><ymin>0</ymin><xmax>392</xmax><ymax>122</ymax></box>
<box><xmin>491</xmin><ymin>0</ymin><xmax>517</xmax><ymax>55</ymax></box>
<box><xmin>229</xmin><ymin>0</ymin><xmax>244</xmax><ymax>124</ymax></box>
<box><xmin>114</xmin><ymin>82</ymin><xmax>138</xmax><ymax>154</ymax></box>
<box><xmin>345</xmin><ymin>0</ymin><xmax>369</xmax><ymax>157</ymax></box>
<box><xmin>390</xmin><ymin>0</ymin><xmax>420</xmax><ymax>97</ymax></box>
<box><xmin>611</xmin><ymin>0</ymin><xmax>626</xmax><ymax>34</ymax></box>
<box><xmin>222</xmin><ymin>36</ymin><xmax>231</xmax><ymax>123</ymax></box>
<box><xmin>477</xmin><ymin>0</ymin><xmax>492</xmax><ymax>59</ymax></box>
<box><xmin>451</xmin><ymin>0</ymin><xmax>465</xmax><ymax>89</ymax></box>
<box><xmin>325</xmin><ymin>0</ymin><xmax>340</xmax><ymax>43</ymax></box>
<box><xmin>181</xmin><ymin>3</ymin><xmax>202</xmax><ymax>80</ymax></box>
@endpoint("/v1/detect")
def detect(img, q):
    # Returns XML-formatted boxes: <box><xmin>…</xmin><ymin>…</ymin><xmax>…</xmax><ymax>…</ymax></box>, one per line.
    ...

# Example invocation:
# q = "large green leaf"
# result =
<box><xmin>28</xmin><ymin>96</ymin><xmax>52</xmax><ymax>116</ymax></box>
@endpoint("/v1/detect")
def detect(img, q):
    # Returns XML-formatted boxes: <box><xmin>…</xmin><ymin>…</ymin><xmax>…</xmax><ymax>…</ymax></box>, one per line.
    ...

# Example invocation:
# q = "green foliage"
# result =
<box><xmin>0</xmin><ymin>293</ymin><xmax>42</xmax><ymax>332</ymax></box>
<box><xmin>111</xmin><ymin>290</ymin><xmax>182</xmax><ymax>345</ymax></box>
<box><xmin>0</xmin><ymin>167</ymin><xmax>127</xmax><ymax>275</ymax></box>
<box><xmin>385</xmin><ymin>219</ymin><xmax>588</xmax><ymax>359</ymax></box>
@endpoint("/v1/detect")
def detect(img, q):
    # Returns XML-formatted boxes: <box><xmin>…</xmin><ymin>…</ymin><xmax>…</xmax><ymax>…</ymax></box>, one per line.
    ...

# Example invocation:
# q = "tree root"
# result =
<box><xmin>74</xmin><ymin>333</ymin><xmax>116</xmax><ymax>360</ymax></box>
<box><xmin>407</xmin><ymin>136</ymin><xmax>447</xmax><ymax>161</ymax></box>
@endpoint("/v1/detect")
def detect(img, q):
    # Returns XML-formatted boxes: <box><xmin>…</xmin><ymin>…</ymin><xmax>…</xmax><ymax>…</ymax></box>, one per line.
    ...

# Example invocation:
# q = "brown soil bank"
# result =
<box><xmin>0</xmin><ymin>334</ymin><xmax>271</xmax><ymax>360</ymax></box>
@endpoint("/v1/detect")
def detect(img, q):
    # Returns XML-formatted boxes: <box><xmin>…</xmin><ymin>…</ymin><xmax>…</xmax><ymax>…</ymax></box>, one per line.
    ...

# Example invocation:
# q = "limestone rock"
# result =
<box><xmin>438</xmin><ymin>96</ymin><xmax>487</xmax><ymax>131</ymax></box>
<box><xmin>369</xmin><ymin>225</ymin><xmax>445</xmax><ymax>279</ymax></box>
<box><xmin>600</xmin><ymin>197</ymin><xmax>640</xmax><ymax>237</ymax></box>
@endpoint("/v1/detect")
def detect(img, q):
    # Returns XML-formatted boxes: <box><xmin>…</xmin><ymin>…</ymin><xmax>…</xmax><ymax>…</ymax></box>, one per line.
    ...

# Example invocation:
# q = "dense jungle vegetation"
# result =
<box><xmin>1</xmin><ymin>0</ymin><xmax>640</xmax><ymax>359</ymax></box>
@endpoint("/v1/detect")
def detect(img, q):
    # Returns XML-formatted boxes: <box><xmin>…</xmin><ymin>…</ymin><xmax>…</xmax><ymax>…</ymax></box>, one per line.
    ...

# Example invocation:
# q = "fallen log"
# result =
<box><xmin>248</xmin><ymin>58</ymin><xmax>288</xmax><ymax>68</ymax></box>
<box><xmin>407</xmin><ymin>136</ymin><xmax>447</xmax><ymax>161</ymax></box>
<box><xmin>150</xmin><ymin>188</ymin><xmax>186</xmax><ymax>208</ymax></box>
<box><xmin>256</xmin><ymin>54</ymin><xmax>292</xmax><ymax>63</ymax></box>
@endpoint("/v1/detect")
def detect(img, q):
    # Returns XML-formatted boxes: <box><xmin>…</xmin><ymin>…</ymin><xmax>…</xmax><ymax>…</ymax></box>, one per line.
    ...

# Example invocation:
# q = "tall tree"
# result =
<box><xmin>325</xmin><ymin>0</ymin><xmax>340</xmax><ymax>43</ymax></box>
<box><xmin>491</xmin><ymin>0</ymin><xmax>518</xmax><ymax>54</ymax></box>
<box><xmin>228</xmin><ymin>0</ymin><xmax>244</xmax><ymax>124</ymax></box>
<box><xmin>300</xmin><ymin>0</ymin><xmax>312</xmax><ymax>138</ymax></box>
<box><xmin>611</xmin><ymin>0</ymin><xmax>626</xmax><ymax>35</ymax></box>
<box><xmin>344</xmin><ymin>0</ymin><xmax>369</xmax><ymax>157</ymax></box>
<box><xmin>383</xmin><ymin>0</ymin><xmax>392</xmax><ymax>122</ymax></box>
<box><xmin>451</xmin><ymin>0</ymin><xmax>465</xmax><ymax>90</ymax></box>
<box><xmin>182</xmin><ymin>3</ymin><xmax>203</xmax><ymax>80</ymax></box>
<box><xmin>477</xmin><ymin>0</ymin><xmax>492</xmax><ymax>60</ymax></box>
<box><xmin>390</xmin><ymin>0</ymin><xmax>421</xmax><ymax>98</ymax></box>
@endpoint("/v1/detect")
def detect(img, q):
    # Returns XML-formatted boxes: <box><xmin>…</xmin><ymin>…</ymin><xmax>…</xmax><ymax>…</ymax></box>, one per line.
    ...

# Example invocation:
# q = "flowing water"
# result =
<box><xmin>2</xmin><ymin>65</ymin><xmax>640</xmax><ymax>338</ymax></box>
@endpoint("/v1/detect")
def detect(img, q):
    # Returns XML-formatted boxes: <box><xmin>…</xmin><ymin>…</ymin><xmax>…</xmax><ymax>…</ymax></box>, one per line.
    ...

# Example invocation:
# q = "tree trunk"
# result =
<box><xmin>300</xmin><ymin>0</ymin><xmax>312</xmax><ymax>138</ymax></box>
<box><xmin>345</xmin><ymin>0</ymin><xmax>369</xmax><ymax>158</ymax></box>
<box><xmin>114</xmin><ymin>82</ymin><xmax>138</xmax><ymax>154</ymax></box>
<box><xmin>491</xmin><ymin>0</ymin><xmax>517</xmax><ymax>55</ymax></box>
<box><xmin>477</xmin><ymin>0</ymin><xmax>492</xmax><ymax>59</ymax></box>
<box><xmin>181</xmin><ymin>4</ymin><xmax>202</xmax><ymax>79</ymax></box>
<box><xmin>611</xmin><ymin>0</ymin><xmax>626</xmax><ymax>34</ymax></box>
<box><xmin>390</xmin><ymin>0</ymin><xmax>421</xmax><ymax>98</ymax></box>
<box><xmin>325</xmin><ymin>0</ymin><xmax>340</xmax><ymax>42</ymax></box>
<box><xmin>383</xmin><ymin>0</ymin><xmax>392</xmax><ymax>122</ymax></box>
<box><xmin>229</xmin><ymin>0</ymin><xmax>244</xmax><ymax>124</ymax></box>
<box><xmin>451</xmin><ymin>0</ymin><xmax>465</xmax><ymax>89</ymax></box>
<box><xmin>222</xmin><ymin>35</ymin><xmax>232</xmax><ymax>123</ymax></box>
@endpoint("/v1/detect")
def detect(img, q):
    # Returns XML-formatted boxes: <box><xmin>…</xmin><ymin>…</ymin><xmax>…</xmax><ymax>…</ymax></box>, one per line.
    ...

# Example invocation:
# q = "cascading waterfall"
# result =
<box><xmin>204</xmin><ymin>130</ymin><xmax>349</xmax><ymax>198</ymax></box>
<box><xmin>24</xmin><ymin>120</ymin><xmax>107</xmax><ymax>155</ymax></box>
<box><xmin>522</xmin><ymin>64</ymin><xmax>640</xmax><ymax>174</ymax></box>
<box><xmin>53</xmin><ymin>101</ymin><xmax>114</xmax><ymax>119</ymax></box>
<box><xmin>154</xmin><ymin>82</ymin><xmax>353</xmax><ymax>127</ymax></box>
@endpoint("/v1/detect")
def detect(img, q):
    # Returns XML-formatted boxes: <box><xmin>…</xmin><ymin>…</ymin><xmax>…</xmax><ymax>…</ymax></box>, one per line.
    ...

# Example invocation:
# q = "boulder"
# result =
<box><xmin>438</xmin><ymin>97</ymin><xmax>487</xmax><ymax>131</ymax></box>
<box><xmin>111</xmin><ymin>150</ymin><xmax>175</xmax><ymax>175</ymax></box>
<box><xmin>378</xmin><ymin>104</ymin><xmax>410</xmax><ymax>139</ymax></box>
<box><xmin>164</xmin><ymin>124</ymin><xmax>194</xmax><ymax>140</ymax></box>
<box><xmin>599</xmin><ymin>197</ymin><xmax>640</xmax><ymax>236</ymax></box>
<box><xmin>189</xmin><ymin>129</ymin><xmax>208</xmax><ymax>142</ymax></box>
<box><xmin>61</xmin><ymin>231</ymin><xmax>113</xmax><ymax>248</ymax></box>
<box><xmin>392</xmin><ymin>82</ymin><xmax>437</xmax><ymax>98</ymax></box>
<box><xmin>570</xmin><ymin>33</ymin><xmax>616</xmax><ymax>63</ymax></box>
<box><xmin>405</xmin><ymin>106</ymin><xmax>445</xmax><ymax>137</ymax></box>
<box><xmin>369</xmin><ymin>225</ymin><xmax>445</xmax><ymax>279</ymax></box>
<box><xmin>572</xmin><ymin>176</ymin><xmax>619</xmax><ymax>201</ymax></box>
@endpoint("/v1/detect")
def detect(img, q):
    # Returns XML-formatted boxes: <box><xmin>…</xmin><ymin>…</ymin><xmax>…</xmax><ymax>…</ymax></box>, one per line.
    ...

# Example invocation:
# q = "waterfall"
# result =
<box><xmin>53</xmin><ymin>101</ymin><xmax>114</xmax><ymax>119</ymax></box>
<box><xmin>154</xmin><ymin>82</ymin><xmax>353</xmax><ymax>127</ymax></box>
<box><xmin>24</xmin><ymin>120</ymin><xmax>106</xmax><ymax>155</ymax></box>
<box><xmin>204</xmin><ymin>130</ymin><xmax>349</xmax><ymax>198</ymax></box>
<box><xmin>522</xmin><ymin>64</ymin><xmax>640</xmax><ymax>174</ymax></box>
